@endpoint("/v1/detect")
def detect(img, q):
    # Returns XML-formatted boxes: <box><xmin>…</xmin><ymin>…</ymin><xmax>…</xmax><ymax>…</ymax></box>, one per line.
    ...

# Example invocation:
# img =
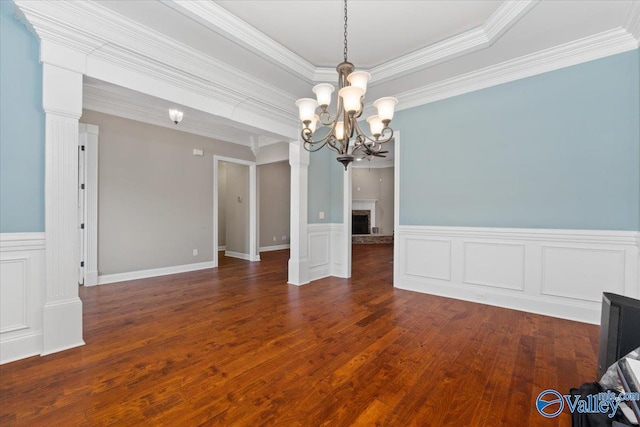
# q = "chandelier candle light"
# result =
<box><xmin>295</xmin><ymin>0</ymin><xmax>397</xmax><ymax>170</ymax></box>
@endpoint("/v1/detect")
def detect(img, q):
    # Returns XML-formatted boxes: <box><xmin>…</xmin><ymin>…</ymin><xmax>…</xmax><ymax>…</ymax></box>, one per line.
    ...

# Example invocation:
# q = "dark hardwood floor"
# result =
<box><xmin>0</xmin><ymin>244</ymin><xmax>599</xmax><ymax>426</ymax></box>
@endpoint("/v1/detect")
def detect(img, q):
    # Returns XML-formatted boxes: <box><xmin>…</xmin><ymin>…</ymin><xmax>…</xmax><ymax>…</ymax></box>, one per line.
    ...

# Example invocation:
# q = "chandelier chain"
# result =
<box><xmin>343</xmin><ymin>0</ymin><xmax>348</xmax><ymax>62</ymax></box>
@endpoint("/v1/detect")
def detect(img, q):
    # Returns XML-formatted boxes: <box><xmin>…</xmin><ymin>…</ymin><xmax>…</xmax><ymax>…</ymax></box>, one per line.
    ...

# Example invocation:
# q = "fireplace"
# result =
<box><xmin>352</xmin><ymin>210</ymin><xmax>370</xmax><ymax>235</ymax></box>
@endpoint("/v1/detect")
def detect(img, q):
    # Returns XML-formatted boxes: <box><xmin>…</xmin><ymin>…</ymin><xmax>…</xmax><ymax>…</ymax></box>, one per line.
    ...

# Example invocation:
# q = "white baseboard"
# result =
<box><xmin>224</xmin><ymin>251</ymin><xmax>251</xmax><ymax>260</ymax></box>
<box><xmin>84</xmin><ymin>270</ymin><xmax>98</xmax><ymax>287</ymax></box>
<box><xmin>395</xmin><ymin>225</ymin><xmax>639</xmax><ymax>324</ymax></box>
<box><xmin>98</xmin><ymin>261</ymin><xmax>215</xmax><ymax>285</ymax></box>
<box><xmin>1</xmin><ymin>233</ymin><xmax>46</xmax><ymax>364</ymax></box>
<box><xmin>0</xmin><ymin>332</ymin><xmax>42</xmax><ymax>364</ymax></box>
<box><xmin>42</xmin><ymin>298</ymin><xmax>84</xmax><ymax>355</ymax></box>
<box><xmin>218</xmin><ymin>245</ymin><xmax>226</xmax><ymax>251</ymax></box>
<box><xmin>260</xmin><ymin>244</ymin><xmax>290</xmax><ymax>252</ymax></box>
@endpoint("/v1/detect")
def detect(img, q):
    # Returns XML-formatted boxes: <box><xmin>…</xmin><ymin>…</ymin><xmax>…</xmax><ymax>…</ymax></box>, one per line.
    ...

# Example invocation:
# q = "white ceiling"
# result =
<box><xmin>84</xmin><ymin>0</ymin><xmax>639</xmax><ymax>148</ymax></box>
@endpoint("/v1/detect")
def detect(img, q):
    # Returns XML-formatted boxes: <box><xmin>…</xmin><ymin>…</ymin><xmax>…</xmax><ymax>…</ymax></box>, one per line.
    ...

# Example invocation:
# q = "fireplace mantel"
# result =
<box><xmin>352</xmin><ymin>199</ymin><xmax>377</xmax><ymax>228</ymax></box>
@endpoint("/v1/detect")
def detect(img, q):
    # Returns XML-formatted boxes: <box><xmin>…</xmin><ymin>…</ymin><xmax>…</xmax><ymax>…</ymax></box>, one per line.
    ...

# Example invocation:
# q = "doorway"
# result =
<box><xmin>213</xmin><ymin>156</ymin><xmax>259</xmax><ymax>268</ymax></box>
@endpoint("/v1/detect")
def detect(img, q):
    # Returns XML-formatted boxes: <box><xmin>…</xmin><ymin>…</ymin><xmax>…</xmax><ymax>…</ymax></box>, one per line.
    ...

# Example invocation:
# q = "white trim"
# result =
<box><xmin>163</xmin><ymin>0</ymin><xmax>538</xmax><ymax>86</ymax></box>
<box><xmin>163</xmin><ymin>0</ymin><xmax>317</xmax><ymax>81</ymax></box>
<box><xmin>352</xmin><ymin>159</ymin><xmax>394</xmax><ymax>169</ymax></box>
<box><xmin>224</xmin><ymin>251</ymin><xmax>252</xmax><ymax>261</ymax></box>
<box><xmin>342</xmin><ymin>167</ymin><xmax>352</xmax><ymax>279</ymax></box>
<box><xmin>82</xmin><ymin>83</ymin><xmax>283</xmax><ymax>148</ymax></box>
<box><xmin>625</xmin><ymin>1</ymin><xmax>640</xmax><ymax>43</ymax></box>
<box><xmin>0</xmin><ymin>233</ymin><xmax>46</xmax><ymax>250</ymax></box>
<box><xmin>213</xmin><ymin>156</ymin><xmax>259</xmax><ymax>268</ymax></box>
<box><xmin>218</xmin><ymin>245</ymin><xmax>226</xmax><ymax>251</ymax></box>
<box><xmin>14</xmin><ymin>0</ymin><xmax>299</xmax><ymax>141</ymax></box>
<box><xmin>97</xmin><ymin>261</ymin><xmax>215</xmax><ymax>285</ymax></box>
<box><xmin>393</xmin><ymin>133</ymin><xmax>401</xmax><ymax>287</ymax></box>
<box><xmin>288</xmin><ymin>142</ymin><xmax>310</xmax><ymax>286</ymax></box>
<box><xmin>41</xmin><ymin>62</ymin><xmax>85</xmax><ymax>356</ymax></box>
<box><xmin>260</xmin><ymin>244</ymin><xmax>290</xmax><ymax>252</ymax></box>
<box><xmin>370</xmin><ymin>0</ymin><xmax>539</xmax><ymax>84</ymax></box>
<box><xmin>1</xmin><ymin>233</ymin><xmax>46</xmax><ymax>364</ymax></box>
<box><xmin>395</xmin><ymin>225</ymin><xmax>639</xmax><ymax>324</ymax></box>
<box><xmin>308</xmin><ymin>223</ymin><xmax>345</xmax><ymax>281</ymax></box>
<box><xmin>395</xmin><ymin>28</ymin><xmax>638</xmax><ymax>112</ymax></box>
<box><xmin>78</xmin><ymin>123</ymin><xmax>99</xmax><ymax>286</ymax></box>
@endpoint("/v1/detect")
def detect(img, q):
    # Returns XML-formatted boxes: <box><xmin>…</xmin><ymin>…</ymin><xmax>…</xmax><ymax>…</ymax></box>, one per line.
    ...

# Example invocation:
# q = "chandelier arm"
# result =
<box><xmin>351</xmin><ymin>118</ymin><xmax>395</xmax><ymax>147</ymax></box>
<box><xmin>303</xmin><ymin>139</ymin><xmax>329</xmax><ymax>152</ymax></box>
<box><xmin>301</xmin><ymin>128</ymin><xmax>333</xmax><ymax>146</ymax></box>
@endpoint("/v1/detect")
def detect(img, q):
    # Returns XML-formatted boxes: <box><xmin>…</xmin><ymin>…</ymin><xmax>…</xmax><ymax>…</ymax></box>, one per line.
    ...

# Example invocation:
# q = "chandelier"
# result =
<box><xmin>295</xmin><ymin>0</ymin><xmax>397</xmax><ymax>170</ymax></box>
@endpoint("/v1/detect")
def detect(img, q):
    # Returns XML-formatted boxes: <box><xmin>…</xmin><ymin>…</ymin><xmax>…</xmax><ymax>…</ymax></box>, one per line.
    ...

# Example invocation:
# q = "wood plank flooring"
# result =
<box><xmin>0</xmin><ymin>244</ymin><xmax>599</xmax><ymax>426</ymax></box>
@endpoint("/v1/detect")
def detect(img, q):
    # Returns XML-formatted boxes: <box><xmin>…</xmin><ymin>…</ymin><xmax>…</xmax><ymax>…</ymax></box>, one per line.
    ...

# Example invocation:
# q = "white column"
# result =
<box><xmin>342</xmin><ymin>166</ymin><xmax>352</xmax><ymax>278</ymax></box>
<box><xmin>80</xmin><ymin>124</ymin><xmax>99</xmax><ymax>286</ymax></box>
<box><xmin>288</xmin><ymin>142</ymin><xmax>310</xmax><ymax>285</ymax></box>
<box><xmin>41</xmin><ymin>63</ymin><xmax>85</xmax><ymax>355</ymax></box>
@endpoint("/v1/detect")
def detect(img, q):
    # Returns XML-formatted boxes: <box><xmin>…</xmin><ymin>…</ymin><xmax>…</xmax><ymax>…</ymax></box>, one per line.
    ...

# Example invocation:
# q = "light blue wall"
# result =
<box><xmin>307</xmin><ymin>144</ymin><xmax>344</xmax><ymax>224</ymax></box>
<box><xmin>308</xmin><ymin>146</ymin><xmax>332</xmax><ymax>224</ymax></box>
<box><xmin>0</xmin><ymin>1</ymin><xmax>44</xmax><ymax>232</ymax></box>
<box><xmin>394</xmin><ymin>49</ymin><xmax>640</xmax><ymax>231</ymax></box>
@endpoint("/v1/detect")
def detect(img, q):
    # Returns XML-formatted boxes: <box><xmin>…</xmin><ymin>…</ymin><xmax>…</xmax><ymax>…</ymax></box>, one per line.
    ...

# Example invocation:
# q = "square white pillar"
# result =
<box><xmin>288</xmin><ymin>142</ymin><xmax>310</xmax><ymax>285</ymax></box>
<box><xmin>41</xmin><ymin>63</ymin><xmax>85</xmax><ymax>354</ymax></box>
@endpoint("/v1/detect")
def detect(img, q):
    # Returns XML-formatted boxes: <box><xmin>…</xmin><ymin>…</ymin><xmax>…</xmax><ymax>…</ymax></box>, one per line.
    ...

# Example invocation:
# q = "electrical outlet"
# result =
<box><xmin>273</xmin><ymin>236</ymin><xmax>277</xmax><ymax>242</ymax></box>
<box><xmin>192</xmin><ymin>249</ymin><xmax>198</xmax><ymax>256</ymax></box>
<box><xmin>319</xmin><ymin>211</ymin><xmax>325</xmax><ymax>219</ymax></box>
<box><xmin>281</xmin><ymin>235</ymin><xmax>287</xmax><ymax>241</ymax></box>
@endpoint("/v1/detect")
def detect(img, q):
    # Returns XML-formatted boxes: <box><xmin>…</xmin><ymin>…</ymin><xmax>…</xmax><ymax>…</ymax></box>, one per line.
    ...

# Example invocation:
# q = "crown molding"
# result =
<box><xmin>352</xmin><ymin>159</ymin><xmax>394</xmax><ymax>169</ymax></box>
<box><xmin>368</xmin><ymin>0</ymin><xmax>539</xmax><ymax>85</ymax></box>
<box><xmin>395</xmin><ymin>27</ymin><xmax>638</xmax><ymax>112</ymax></box>
<box><xmin>14</xmin><ymin>0</ymin><xmax>299</xmax><ymax>140</ymax></box>
<box><xmin>625</xmin><ymin>1</ymin><xmax>640</xmax><ymax>44</ymax></box>
<box><xmin>163</xmin><ymin>0</ymin><xmax>538</xmax><ymax>86</ymax></box>
<box><xmin>163</xmin><ymin>0</ymin><xmax>318</xmax><ymax>81</ymax></box>
<box><xmin>83</xmin><ymin>83</ymin><xmax>282</xmax><ymax>147</ymax></box>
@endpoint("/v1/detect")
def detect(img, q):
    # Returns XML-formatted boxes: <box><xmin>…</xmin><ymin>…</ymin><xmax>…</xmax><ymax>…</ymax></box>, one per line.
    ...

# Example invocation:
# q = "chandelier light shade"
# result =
<box><xmin>169</xmin><ymin>108</ymin><xmax>184</xmax><ymax>124</ymax></box>
<box><xmin>295</xmin><ymin>0</ymin><xmax>397</xmax><ymax>169</ymax></box>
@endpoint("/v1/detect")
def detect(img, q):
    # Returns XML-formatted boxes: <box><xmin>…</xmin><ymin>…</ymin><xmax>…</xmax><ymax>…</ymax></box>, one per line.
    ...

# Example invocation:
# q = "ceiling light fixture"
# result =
<box><xmin>169</xmin><ymin>109</ymin><xmax>184</xmax><ymax>124</ymax></box>
<box><xmin>295</xmin><ymin>0</ymin><xmax>397</xmax><ymax>170</ymax></box>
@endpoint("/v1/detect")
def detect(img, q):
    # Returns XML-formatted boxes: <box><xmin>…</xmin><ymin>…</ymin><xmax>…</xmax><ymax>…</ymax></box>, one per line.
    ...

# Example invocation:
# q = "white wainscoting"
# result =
<box><xmin>395</xmin><ymin>226</ymin><xmax>639</xmax><ymax>324</ymax></box>
<box><xmin>0</xmin><ymin>233</ymin><xmax>46</xmax><ymax>364</ymax></box>
<box><xmin>308</xmin><ymin>223</ymin><xmax>347</xmax><ymax>281</ymax></box>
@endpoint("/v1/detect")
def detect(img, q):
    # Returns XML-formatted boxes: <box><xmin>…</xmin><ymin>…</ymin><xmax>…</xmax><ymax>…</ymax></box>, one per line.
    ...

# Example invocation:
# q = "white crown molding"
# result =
<box><xmin>163</xmin><ymin>0</ymin><xmax>538</xmax><ymax>86</ymax></box>
<box><xmin>163</xmin><ymin>0</ymin><xmax>317</xmax><ymax>81</ymax></box>
<box><xmin>14</xmin><ymin>0</ymin><xmax>299</xmax><ymax>139</ymax></box>
<box><xmin>625</xmin><ymin>1</ymin><xmax>640</xmax><ymax>44</ymax></box>
<box><xmin>368</xmin><ymin>0</ymin><xmax>539</xmax><ymax>85</ymax></box>
<box><xmin>395</xmin><ymin>27</ymin><xmax>638</xmax><ymax>112</ymax></box>
<box><xmin>352</xmin><ymin>159</ymin><xmax>394</xmax><ymax>169</ymax></box>
<box><xmin>83</xmin><ymin>84</ymin><xmax>282</xmax><ymax>147</ymax></box>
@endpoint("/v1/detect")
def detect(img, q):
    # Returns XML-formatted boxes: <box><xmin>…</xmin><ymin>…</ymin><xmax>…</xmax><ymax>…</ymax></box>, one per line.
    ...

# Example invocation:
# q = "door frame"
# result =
<box><xmin>213</xmin><ymin>156</ymin><xmax>259</xmax><ymax>267</ymax></box>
